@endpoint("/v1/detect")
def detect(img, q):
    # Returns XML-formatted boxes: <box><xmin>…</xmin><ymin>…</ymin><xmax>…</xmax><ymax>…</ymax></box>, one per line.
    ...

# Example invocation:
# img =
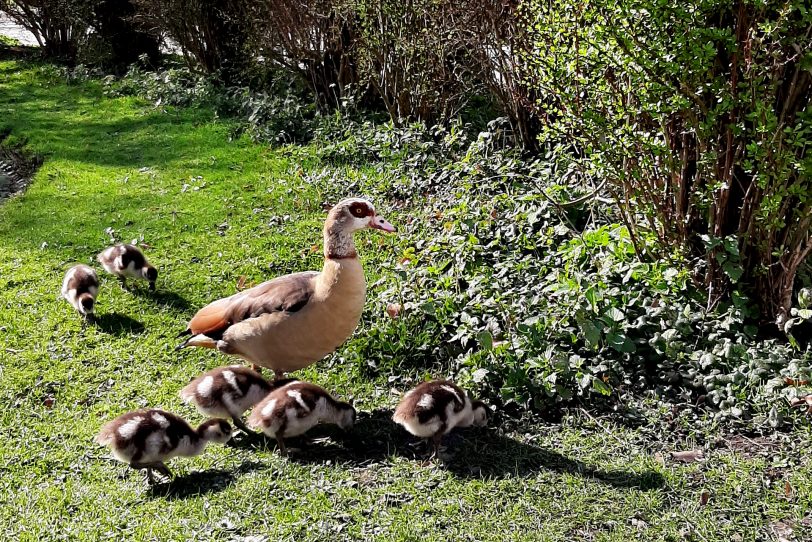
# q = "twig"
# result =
<box><xmin>579</xmin><ymin>407</ymin><xmax>628</xmax><ymax>448</ymax></box>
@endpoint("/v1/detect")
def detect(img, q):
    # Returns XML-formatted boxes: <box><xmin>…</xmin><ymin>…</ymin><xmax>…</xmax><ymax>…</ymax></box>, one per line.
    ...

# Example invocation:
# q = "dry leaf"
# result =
<box><xmin>785</xmin><ymin>378</ymin><xmax>810</xmax><ymax>386</ymax></box>
<box><xmin>785</xmin><ymin>481</ymin><xmax>794</xmax><ymax>500</ymax></box>
<box><xmin>699</xmin><ymin>489</ymin><xmax>710</xmax><ymax>506</ymax></box>
<box><xmin>671</xmin><ymin>449</ymin><xmax>704</xmax><ymax>462</ymax></box>
<box><xmin>237</xmin><ymin>275</ymin><xmax>247</xmax><ymax>290</ymax></box>
<box><xmin>386</xmin><ymin>303</ymin><xmax>402</xmax><ymax>319</ymax></box>
<box><xmin>43</xmin><ymin>396</ymin><xmax>55</xmax><ymax>409</ymax></box>
<box><xmin>653</xmin><ymin>452</ymin><xmax>666</xmax><ymax>466</ymax></box>
<box><xmin>790</xmin><ymin>395</ymin><xmax>812</xmax><ymax>408</ymax></box>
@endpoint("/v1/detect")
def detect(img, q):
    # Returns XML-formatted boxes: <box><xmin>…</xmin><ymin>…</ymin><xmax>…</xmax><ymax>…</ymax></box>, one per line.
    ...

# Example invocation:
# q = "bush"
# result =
<box><xmin>0</xmin><ymin>0</ymin><xmax>94</xmax><ymax>60</ymax></box>
<box><xmin>304</xmin><ymin>118</ymin><xmax>812</xmax><ymax>421</ymax></box>
<box><xmin>132</xmin><ymin>0</ymin><xmax>252</xmax><ymax>82</ymax></box>
<box><xmin>89</xmin><ymin>0</ymin><xmax>160</xmax><ymax>69</ymax></box>
<box><xmin>251</xmin><ymin>0</ymin><xmax>359</xmax><ymax>110</ymax></box>
<box><xmin>519</xmin><ymin>0</ymin><xmax>812</xmax><ymax>329</ymax></box>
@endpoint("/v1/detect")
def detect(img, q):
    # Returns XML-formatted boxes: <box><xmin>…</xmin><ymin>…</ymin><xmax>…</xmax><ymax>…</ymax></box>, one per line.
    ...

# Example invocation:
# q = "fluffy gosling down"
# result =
<box><xmin>61</xmin><ymin>264</ymin><xmax>99</xmax><ymax>318</ymax></box>
<box><xmin>246</xmin><ymin>381</ymin><xmax>355</xmax><ymax>455</ymax></box>
<box><xmin>393</xmin><ymin>380</ymin><xmax>488</xmax><ymax>456</ymax></box>
<box><xmin>97</xmin><ymin>243</ymin><xmax>158</xmax><ymax>290</ymax></box>
<box><xmin>95</xmin><ymin>409</ymin><xmax>232</xmax><ymax>483</ymax></box>
<box><xmin>180</xmin><ymin>365</ymin><xmax>295</xmax><ymax>435</ymax></box>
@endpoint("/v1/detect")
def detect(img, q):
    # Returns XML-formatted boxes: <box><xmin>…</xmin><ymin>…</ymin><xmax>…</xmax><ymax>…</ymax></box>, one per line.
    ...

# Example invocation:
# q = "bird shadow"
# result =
<box><xmin>227</xmin><ymin>409</ymin><xmax>403</xmax><ymax>465</ymax></box>
<box><xmin>132</xmin><ymin>288</ymin><xmax>193</xmax><ymax>312</ymax></box>
<box><xmin>147</xmin><ymin>461</ymin><xmax>268</xmax><ymax>499</ymax></box>
<box><xmin>258</xmin><ymin>409</ymin><xmax>663</xmax><ymax>490</ymax></box>
<box><xmin>441</xmin><ymin>430</ymin><xmax>665</xmax><ymax>490</ymax></box>
<box><xmin>91</xmin><ymin>312</ymin><xmax>145</xmax><ymax>335</ymax></box>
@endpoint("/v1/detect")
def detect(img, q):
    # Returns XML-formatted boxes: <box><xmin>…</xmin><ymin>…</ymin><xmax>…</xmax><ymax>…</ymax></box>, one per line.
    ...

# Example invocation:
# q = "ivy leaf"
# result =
<box><xmin>607</xmin><ymin>332</ymin><xmax>636</xmax><ymax>353</ymax></box>
<box><xmin>722</xmin><ymin>262</ymin><xmax>743</xmax><ymax>282</ymax></box>
<box><xmin>591</xmin><ymin>377</ymin><xmax>612</xmax><ymax>396</ymax></box>
<box><xmin>472</xmin><ymin>368</ymin><xmax>489</xmax><ymax>383</ymax></box>
<box><xmin>605</xmin><ymin>307</ymin><xmax>625</xmax><ymax>322</ymax></box>
<box><xmin>477</xmin><ymin>330</ymin><xmax>493</xmax><ymax>350</ymax></box>
<box><xmin>580</xmin><ymin>320</ymin><xmax>601</xmax><ymax>348</ymax></box>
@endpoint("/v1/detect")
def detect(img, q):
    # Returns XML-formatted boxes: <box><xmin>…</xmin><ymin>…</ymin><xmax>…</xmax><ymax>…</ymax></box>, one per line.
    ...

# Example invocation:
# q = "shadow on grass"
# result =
<box><xmin>133</xmin><ymin>288</ymin><xmax>194</xmax><ymax>312</ymax></box>
<box><xmin>92</xmin><ymin>312</ymin><xmax>145</xmax><ymax>335</ymax></box>
<box><xmin>147</xmin><ymin>461</ymin><xmax>268</xmax><ymax>499</ymax></box>
<box><xmin>228</xmin><ymin>409</ymin><xmax>402</xmax><ymax>464</ymax></box>
<box><xmin>443</xmin><ymin>430</ymin><xmax>665</xmax><ymax>490</ymax></box>
<box><xmin>231</xmin><ymin>409</ymin><xmax>664</xmax><ymax>490</ymax></box>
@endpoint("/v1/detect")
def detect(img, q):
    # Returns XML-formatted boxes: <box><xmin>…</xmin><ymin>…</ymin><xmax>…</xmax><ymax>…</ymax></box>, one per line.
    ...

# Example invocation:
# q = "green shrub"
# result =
<box><xmin>519</xmin><ymin>0</ymin><xmax>812</xmax><ymax>329</ymax></box>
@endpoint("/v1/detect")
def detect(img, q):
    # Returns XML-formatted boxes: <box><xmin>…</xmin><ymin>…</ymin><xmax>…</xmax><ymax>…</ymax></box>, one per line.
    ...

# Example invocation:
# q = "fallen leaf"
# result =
<box><xmin>771</xmin><ymin>520</ymin><xmax>795</xmax><ymax>542</ymax></box>
<box><xmin>386</xmin><ymin>303</ymin><xmax>402</xmax><ymax>319</ymax></box>
<box><xmin>785</xmin><ymin>378</ymin><xmax>810</xmax><ymax>386</ymax></box>
<box><xmin>790</xmin><ymin>395</ymin><xmax>812</xmax><ymax>408</ymax></box>
<box><xmin>671</xmin><ymin>449</ymin><xmax>704</xmax><ymax>462</ymax></box>
<box><xmin>699</xmin><ymin>489</ymin><xmax>710</xmax><ymax>506</ymax></box>
<box><xmin>785</xmin><ymin>480</ymin><xmax>794</xmax><ymax>500</ymax></box>
<box><xmin>237</xmin><ymin>276</ymin><xmax>247</xmax><ymax>290</ymax></box>
<box><xmin>43</xmin><ymin>396</ymin><xmax>55</xmax><ymax>409</ymax></box>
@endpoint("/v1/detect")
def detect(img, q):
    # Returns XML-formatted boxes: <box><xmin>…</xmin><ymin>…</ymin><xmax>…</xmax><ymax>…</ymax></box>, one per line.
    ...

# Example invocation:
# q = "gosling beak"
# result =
<box><xmin>149</xmin><ymin>282</ymin><xmax>156</xmax><ymax>291</ymax></box>
<box><xmin>369</xmin><ymin>214</ymin><xmax>396</xmax><ymax>233</ymax></box>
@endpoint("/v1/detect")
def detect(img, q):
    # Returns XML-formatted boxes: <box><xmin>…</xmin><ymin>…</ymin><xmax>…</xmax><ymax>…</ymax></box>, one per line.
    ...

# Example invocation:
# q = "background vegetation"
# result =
<box><xmin>1</xmin><ymin>0</ymin><xmax>811</xmax><ymax>538</ymax></box>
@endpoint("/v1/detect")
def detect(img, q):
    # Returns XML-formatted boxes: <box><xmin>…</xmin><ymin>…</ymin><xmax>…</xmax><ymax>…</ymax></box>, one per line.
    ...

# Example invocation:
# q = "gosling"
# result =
<box><xmin>95</xmin><ymin>408</ymin><xmax>232</xmax><ymax>484</ymax></box>
<box><xmin>393</xmin><ymin>379</ymin><xmax>488</xmax><ymax>456</ymax></box>
<box><xmin>246</xmin><ymin>381</ymin><xmax>355</xmax><ymax>455</ymax></box>
<box><xmin>180</xmin><ymin>365</ymin><xmax>295</xmax><ymax>435</ymax></box>
<box><xmin>97</xmin><ymin>244</ymin><xmax>158</xmax><ymax>290</ymax></box>
<box><xmin>61</xmin><ymin>264</ymin><xmax>99</xmax><ymax>318</ymax></box>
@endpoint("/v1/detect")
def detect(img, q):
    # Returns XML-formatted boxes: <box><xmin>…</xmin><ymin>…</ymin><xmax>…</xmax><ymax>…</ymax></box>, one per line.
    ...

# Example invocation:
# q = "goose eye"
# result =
<box><xmin>351</xmin><ymin>205</ymin><xmax>366</xmax><ymax>217</ymax></box>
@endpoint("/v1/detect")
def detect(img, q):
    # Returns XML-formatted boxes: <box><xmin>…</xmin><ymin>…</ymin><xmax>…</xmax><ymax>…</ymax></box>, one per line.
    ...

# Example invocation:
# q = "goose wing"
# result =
<box><xmin>180</xmin><ymin>271</ymin><xmax>319</xmax><ymax>342</ymax></box>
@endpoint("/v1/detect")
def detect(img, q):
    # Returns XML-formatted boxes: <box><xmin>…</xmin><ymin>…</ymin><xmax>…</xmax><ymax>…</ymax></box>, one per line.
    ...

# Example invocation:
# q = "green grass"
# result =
<box><xmin>1</xmin><ymin>59</ymin><xmax>810</xmax><ymax>541</ymax></box>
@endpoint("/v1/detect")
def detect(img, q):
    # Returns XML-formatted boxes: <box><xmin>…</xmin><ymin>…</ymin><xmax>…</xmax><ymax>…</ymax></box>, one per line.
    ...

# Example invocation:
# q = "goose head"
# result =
<box><xmin>327</xmin><ymin>198</ymin><xmax>396</xmax><ymax>234</ymax></box>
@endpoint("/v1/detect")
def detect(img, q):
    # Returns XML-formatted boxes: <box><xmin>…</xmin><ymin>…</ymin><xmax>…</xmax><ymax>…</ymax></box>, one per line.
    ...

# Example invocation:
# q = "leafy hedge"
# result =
<box><xmin>304</xmin><ymin>118</ymin><xmax>812</xmax><ymax>422</ymax></box>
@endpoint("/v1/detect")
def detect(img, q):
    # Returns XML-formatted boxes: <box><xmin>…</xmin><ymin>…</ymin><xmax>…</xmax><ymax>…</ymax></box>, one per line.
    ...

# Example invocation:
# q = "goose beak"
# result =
<box><xmin>369</xmin><ymin>214</ymin><xmax>396</xmax><ymax>233</ymax></box>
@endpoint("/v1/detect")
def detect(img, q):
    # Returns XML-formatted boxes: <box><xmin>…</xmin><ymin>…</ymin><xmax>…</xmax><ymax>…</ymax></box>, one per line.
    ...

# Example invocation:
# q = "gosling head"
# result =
<box><xmin>197</xmin><ymin>418</ymin><xmax>232</xmax><ymax>444</ymax></box>
<box><xmin>336</xmin><ymin>401</ymin><xmax>357</xmax><ymax>431</ymax></box>
<box><xmin>471</xmin><ymin>400</ymin><xmax>489</xmax><ymax>427</ymax></box>
<box><xmin>143</xmin><ymin>265</ymin><xmax>158</xmax><ymax>291</ymax></box>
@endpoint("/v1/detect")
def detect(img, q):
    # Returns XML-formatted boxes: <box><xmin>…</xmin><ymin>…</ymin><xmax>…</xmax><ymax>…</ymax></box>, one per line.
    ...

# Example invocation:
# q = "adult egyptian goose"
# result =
<box><xmin>61</xmin><ymin>264</ymin><xmax>99</xmax><ymax>318</ymax></box>
<box><xmin>246</xmin><ymin>380</ymin><xmax>355</xmax><ymax>455</ymax></box>
<box><xmin>95</xmin><ymin>408</ymin><xmax>232</xmax><ymax>484</ymax></box>
<box><xmin>180</xmin><ymin>365</ymin><xmax>295</xmax><ymax>434</ymax></box>
<box><xmin>97</xmin><ymin>244</ymin><xmax>158</xmax><ymax>290</ymax></box>
<box><xmin>393</xmin><ymin>380</ymin><xmax>488</xmax><ymax>456</ymax></box>
<box><xmin>176</xmin><ymin>198</ymin><xmax>396</xmax><ymax>379</ymax></box>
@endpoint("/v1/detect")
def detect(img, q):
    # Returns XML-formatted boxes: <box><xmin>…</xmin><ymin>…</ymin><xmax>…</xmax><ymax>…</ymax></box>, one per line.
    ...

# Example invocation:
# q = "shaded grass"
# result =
<box><xmin>1</xmin><ymin>60</ymin><xmax>810</xmax><ymax>541</ymax></box>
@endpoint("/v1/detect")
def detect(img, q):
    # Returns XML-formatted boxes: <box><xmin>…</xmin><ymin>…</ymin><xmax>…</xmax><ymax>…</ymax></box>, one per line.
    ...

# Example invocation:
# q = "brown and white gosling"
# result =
<box><xmin>246</xmin><ymin>381</ymin><xmax>356</xmax><ymax>455</ymax></box>
<box><xmin>61</xmin><ymin>264</ymin><xmax>99</xmax><ymax>318</ymax></box>
<box><xmin>393</xmin><ymin>380</ymin><xmax>488</xmax><ymax>456</ymax></box>
<box><xmin>97</xmin><ymin>244</ymin><xmax>158</xmax><ymax>290</ymax></box>
<box><xmin>180</xmin><ymin>365</ymin><xmax>296</xmax><ymax>435</ymax></box>
<box><xmin>95</xmin><ymin>409</ymin><xmax>232</xmax><ymax>484</ymax></box>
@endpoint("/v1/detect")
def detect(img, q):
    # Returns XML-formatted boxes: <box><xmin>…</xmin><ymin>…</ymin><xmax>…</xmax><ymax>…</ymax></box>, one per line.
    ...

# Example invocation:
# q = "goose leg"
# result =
<box><xmin>153</xmin><ymin>462</ymin><xmax>172</xmax><ymax>479</ymax></box>
<box><xmin>118</xmin><ymin>276</ymin><xmax>127</xmax><ymax>290</ymax></box>
<box><xmin>276</xmin><ymin>436</ymin><xmax>288</xmax><ymax>456</ymax></box>
<box><xmin>430</xmin><ymin>434</ymin><xmax>443</xmax><ymax>458</ymax></box>
<box><xmin>232</xmin><ymin>416</ymin><xmax>256</xmax><ymax>436</ymax></box>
